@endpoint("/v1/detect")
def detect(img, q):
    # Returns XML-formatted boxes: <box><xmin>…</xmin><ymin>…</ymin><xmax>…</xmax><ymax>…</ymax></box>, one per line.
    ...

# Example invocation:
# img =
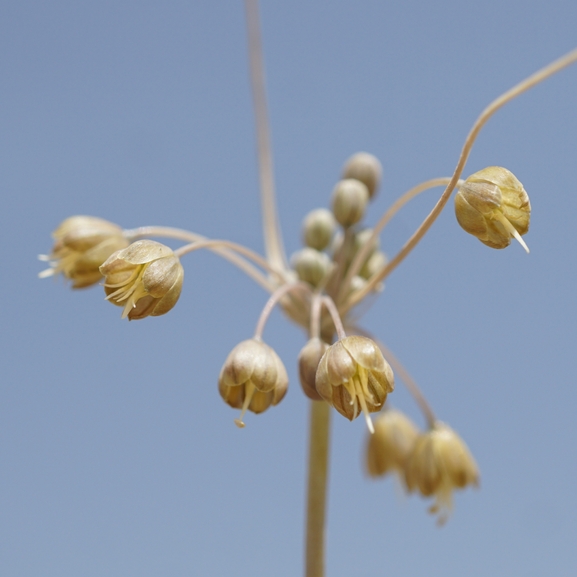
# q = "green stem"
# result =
<box><xmin>305</xmin><ymin>400</ymin><xmax>331</xmax><ymax>577</ymax></box>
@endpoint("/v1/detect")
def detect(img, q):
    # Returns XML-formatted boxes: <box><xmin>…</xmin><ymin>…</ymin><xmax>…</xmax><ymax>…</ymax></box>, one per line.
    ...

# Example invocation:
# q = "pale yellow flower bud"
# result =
<box><xmin>218</xmin><ymin>338</ymin><xmax>288</xmax><ymax>427</ymax></box>
<box><xmin>100</xmin><ymin>240</ymin><xmax>184</xmax><ymax>320</ymax></box>
<box><xmin>291</xmin><ymin>248</ymin><xmax>332</xmax><ymax>288</ymax></box>
<box><xmin>38</xmin><ymin>216</ymin><xmax>129</xmax><ymax>288</ymax></box>
<box><xmin>404</xmin><ymin>422</ymin><xmax>479</xmax><ymax>525</ymax></box>
<box><xmin>302</xmin><ymin>208</ymin><xmax>336</xmax><ymax>251</ymax></box>
<box><xmin>342</xmin><ymin>152</ymin><xmax>382</xmax><ymax>199</ymax></box>
<box><xmin>298</xmin><ymin>337</ymin><xmax>329</xmax><ymax>401</ymax></box>
<box><xmin>366</xmin><ymin>409</ymin><xmax>419</xmax><ymax>478</ymax></box>
<box><xmin>455</xmin><ymin>166</ymin><xmax>531</xmax><ymax>252</ymax></box>
<box><xmin>331</xmin><ymin>179</ymin><xmax>369</xmax><ymax>228</ymax></box>
<box><xmin>315</xmin><ymin>336</ymin><xmax>394</xmax><ymax>432</ymax></box>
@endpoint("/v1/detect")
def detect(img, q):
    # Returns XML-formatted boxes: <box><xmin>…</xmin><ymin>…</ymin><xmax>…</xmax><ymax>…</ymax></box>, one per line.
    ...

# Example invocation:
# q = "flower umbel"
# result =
<box><xmin>37</xmin><ymin>8</ymin><xmax>577</xmax><ymax>571</ymax></box>
<box><xmin>404</xmin><ymin>422</ymin><xmax>480</xmax><ymax>525</ymax></box>
<box><xmin>315</xmin><ymin>336</ymin><xmax>394</xmax><ymax>433</ymax></box>
<box><xmin>218</xmin><ymin>338</ymin><xmax>288</xmax><ymax>428</ymax></box>
<box><xmin>38</xmin><ymin>216</ymin><xmax>129</xmax><ymax>288</ymax></box>
<box><xmin>100</xmin><ymin>240</ymin><xmax>184</xmax><ymax>320</ymax></box>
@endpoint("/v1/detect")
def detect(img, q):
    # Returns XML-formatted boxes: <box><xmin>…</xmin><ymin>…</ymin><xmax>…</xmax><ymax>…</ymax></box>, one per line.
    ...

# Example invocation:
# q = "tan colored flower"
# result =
<box><xmin>315</xmin><ymin>336</ymin><xmax>394</xmax><ymax>432</ymax></box>
<box><xmin>366</xmin><ymin>408</ymin><xmax>419</xmax><ymax>478</ymax></box>
<box><xmin>455</xmin><ymin>166</ymin><xmax>531</xmax><ymax>252</ymax></box>
<box><xmin>39</xmin><ymin>216</ymin><xmax>129</xmax><ymax>288</ymax></box>
<box><xmin>298</xmin><ymin>337</ymin><xmax>329</xmax><ymax>401</ymax></box>
<box><xmin>100</xmin><ymin>240</ymin><xmax>184</xmax><ymax>320</ymax></box>
<box><xmin>218</xmin><ymin>338</ymin><xmax>288</xmax><ymax>427</ymax></box>
<box><xmin>404</xmin><ymin>422</ymin><xmax>479</xmax><ymax>525</ymax></box>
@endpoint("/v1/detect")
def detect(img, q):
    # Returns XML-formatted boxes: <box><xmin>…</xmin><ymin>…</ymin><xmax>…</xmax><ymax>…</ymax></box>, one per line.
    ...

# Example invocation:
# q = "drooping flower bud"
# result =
<box><xmin>404</xmin><ymin>422</ymin><xmax>479</xmax><ymax>525</ymax></box>
<box><xmin>454</xmin><ymin>166</ymin><xmax>531</xmax><ymax>252</ymax></box>
<box><xmin>331</xmin><ymin>179</ymin><xmax>369</xmax><ymax>228</ymax></box>
<box><xmin>302</xmin><ymin>208</ymin><xmax>336</xmax><ymax>251</ymax></box>
<box><xmin>366</xmin><ymin>408</ymin><xmax>419</xmax><ymax>478</ymax></box>
<box><xmin>342</xmin><ymin>152</ymin><xmax>382</xmax><ymax>199</ymax></box>
<box><xmin>100</xmin><ymin>240</ymin><xmax>184</xmax><ymax>320</ymax></box>
<box><xmin>315</xmin><ymin>336</ymin><xmax>394</xmax><ymax>432</ymax></box>
<box><xmin>290</xmin><ymin>248</ymin><xmax>332</xmax><ymax>288</ymax></box>
<box><xmin>38</xmin><ymin>216</ymin><xmax>129</xmax><ymax>288</ymax></box>
<box><xmin>218</xmin><ymin>338</ymin><xmax>288</xmax><ymax>427</ymax></box>
<box><xmin>298</xmin><ymin>337</ymin><xmax>329</xmax><ymax>401</ymax></box>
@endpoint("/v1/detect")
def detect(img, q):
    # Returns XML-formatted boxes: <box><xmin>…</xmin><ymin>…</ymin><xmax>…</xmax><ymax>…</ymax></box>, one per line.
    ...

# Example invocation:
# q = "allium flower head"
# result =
<box><xmin>218</xmin><ymin>338</ymin><xmax>288</xmax><ymax>427</ymax></box>
<box><xmin>455</xmin><ymin>166</ymin><xmax>531</xmax><ymax>252</ymax></box>
<box><xmin>100</xmin><ymin>240</ymin><xmax>184</xmax><ymax>320</ymax></box>
<box><xmin>315</xmin><ymin>336</ymin><xmax>394</xmax><ymax>432</ymax></box>
<box><xmin>404</xmin><ymin>422</ymin><xmax>479</xmax><ymax>525</ymax></box>
<box><xmin>38</xmin><ymin>216</ymin><xmax>129</xmax><ymax>288</ymax></box>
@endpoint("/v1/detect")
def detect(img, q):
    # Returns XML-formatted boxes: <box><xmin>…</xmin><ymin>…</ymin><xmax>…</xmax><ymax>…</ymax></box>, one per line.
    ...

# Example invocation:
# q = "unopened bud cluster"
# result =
<box><xmin>290</xmin><ymin>152</ymin><xmax>388</xmax><ymax>298</ymax></box>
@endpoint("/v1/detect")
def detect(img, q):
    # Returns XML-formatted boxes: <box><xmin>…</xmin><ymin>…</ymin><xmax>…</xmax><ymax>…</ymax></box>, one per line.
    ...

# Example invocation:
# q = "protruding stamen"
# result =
<box><xmin>354</xmin><ymin>377</ymin><xmax>374</xmax><ymax>434</ymax></box>
<box><xmin>235</xmin><ymin>382</ymin><xmax>256</xmax><ymax>428</ymax></box>
<box><xmin>493</xmin><ymin>211</ymin><xmax>530</xmax><ymax>253</ymax></box>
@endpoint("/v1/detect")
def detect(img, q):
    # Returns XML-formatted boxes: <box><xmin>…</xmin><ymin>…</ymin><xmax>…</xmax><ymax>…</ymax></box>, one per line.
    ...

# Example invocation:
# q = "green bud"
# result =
<box><xmin>290</xmin><ymin>248</ymin><xmax>331</xmax><ymax>288</ymax></box>
<box><xmin>302</xmin><ymin>208</ymin><xmax>336</xmax><ymax>251</ymax></box>
<box><xmin>342</xmin><ymin>152</ymin><xmax>382</xmax><ymax>199</ymax></box>
<box><xmin>331</xmin><ymin>179</ymin><xmax>369</xmax><ymax>228</ymax></box>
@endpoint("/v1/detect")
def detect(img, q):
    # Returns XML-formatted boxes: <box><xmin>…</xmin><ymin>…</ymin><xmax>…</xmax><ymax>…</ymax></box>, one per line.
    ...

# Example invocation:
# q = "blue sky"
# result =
<box><xmin>2</xmin><ymin>1</ymin><xmax>577</xmax><ymax>576</ymax></box>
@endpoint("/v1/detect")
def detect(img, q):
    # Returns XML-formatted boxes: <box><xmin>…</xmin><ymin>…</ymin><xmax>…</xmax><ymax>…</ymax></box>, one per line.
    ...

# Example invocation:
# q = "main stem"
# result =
<box><xmin>305</xmin><ymin>400</ymin><xmax>331</xmax><ymax>577</ymax></box>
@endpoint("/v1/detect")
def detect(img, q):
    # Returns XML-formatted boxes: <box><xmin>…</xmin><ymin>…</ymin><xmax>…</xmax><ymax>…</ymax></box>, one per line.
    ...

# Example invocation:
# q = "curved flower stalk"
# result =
<box><xmin>38</xmin><ymin>3</ymin><xmax>577</xmax><ymax>576</ymax></box>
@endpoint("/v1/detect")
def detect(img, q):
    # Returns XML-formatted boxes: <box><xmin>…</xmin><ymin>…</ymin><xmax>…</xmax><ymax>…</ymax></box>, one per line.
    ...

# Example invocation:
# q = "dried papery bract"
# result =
<box><xmin>455</xmin><ymin>166</ymin><xmax>531</xmax><ymax>252</ymax></box>
<box><xmin>315</xmin><ymin>336</ymin><xmax>394</xmax><ymax>433</ymax></box>
<box><xmin>100</xmin><ymin>240</ymin><xmax>184</xmax><ymax>320</ymax></box>
<box><xmin>366</xmin><ymin>408</ymin><xmax>419</xmax><ymax>479</ymax></box>
<box><xmin>404</xmin><ymin>422</ymin><xmax>479</xmax><ymax>525</ymax></box>
<box><xmin>342</xmin><ymin>152</ymin><xmax>383</xmax><ymax>200</ymax></box>
<box><xmin>38</xmin><ymin>216</ymin><xmax>129</xmax><ymax>288</ymax></box>
<box><xmin>298</xmin><ymin>337</ymin><xmax>330</xmax><ymax>401</ymax></box>
<box><xmin>218</xmin><ymin>338</ymin><xmax>288</xmax><ymax>427</ymax></box>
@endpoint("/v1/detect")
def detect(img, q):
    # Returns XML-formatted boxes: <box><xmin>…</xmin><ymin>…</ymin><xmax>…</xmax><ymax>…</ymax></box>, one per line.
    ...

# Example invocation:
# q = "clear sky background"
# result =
<box><xmin>2</xmin><ymin>1</ymin><xmax>577</xmax><ymax>576</ymax></box>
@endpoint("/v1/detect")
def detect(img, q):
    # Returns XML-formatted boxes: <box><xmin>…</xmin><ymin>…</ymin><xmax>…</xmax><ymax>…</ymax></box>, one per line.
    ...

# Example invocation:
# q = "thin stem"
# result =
<box><xmin>309</xmin><ymin>293</ymin><xmax>323</xmax><ymax>340</ymax></box>
<box><xmin>325</xmin><ymin>228</ymin><xmax>353</xmax><ymax>301</ymax></box>
<box><xmin>253</xmin><ymin>281</ymin><xmax>311</xmax><ymax>339</ymax></box>
<box><xmin>343</xmin><ymin>47</ymin><xmax>577</xmax><ymax>313</ymax></box>
<box><xmin>305</xmin><ymin>400</ymin><xmax>331</xmax><ymax>577</ymax></box>
<box><xmin>126</xmin><ymin>226</ymin><xmax>278</xmax><ymax>293</ymax></box>
<box><xmin>244</xmin><ymin>0</ymin><xmax>288</xmax><ymax>272</ymax></box>
<box><xmin>321</xmin><ymin>296</ymin><xmax>347</xmax><ymax>340</ymax></box>
<box><xmin>378</xmin><ymin>342</ymin><xmax>437</xmax><ymax>429</ymax></box>
<box><xmin>339</xmin><ymin>177</ymin><xmax>458</xmax><ymax>304</ymax></box>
